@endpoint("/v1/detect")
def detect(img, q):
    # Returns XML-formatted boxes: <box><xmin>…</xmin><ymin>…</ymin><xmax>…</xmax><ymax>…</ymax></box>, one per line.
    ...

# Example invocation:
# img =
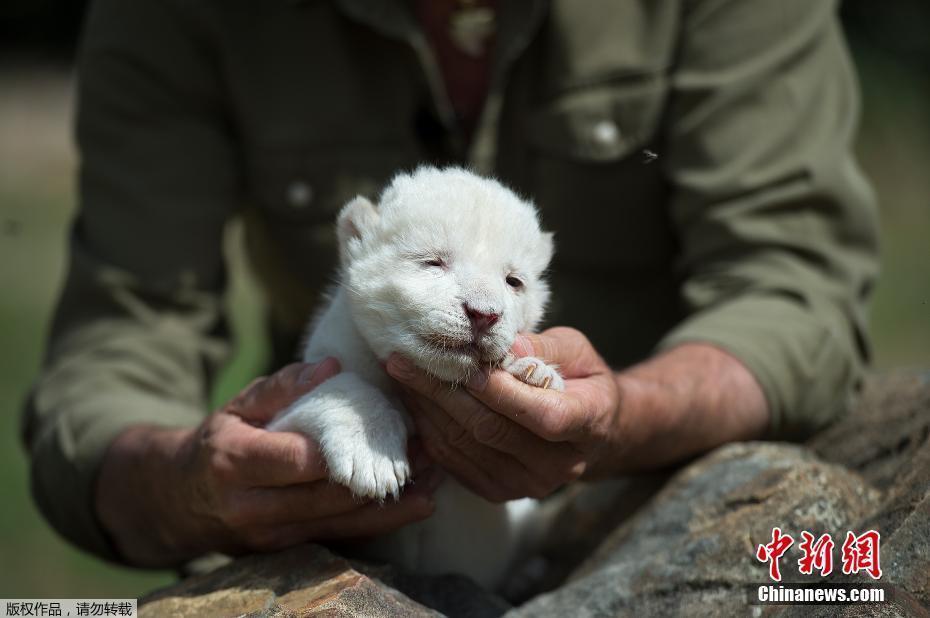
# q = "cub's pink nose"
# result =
<box><xmin>464</xmin><ymin>304</ymin><xmax>500</xmax><ymax>333</ymax></box>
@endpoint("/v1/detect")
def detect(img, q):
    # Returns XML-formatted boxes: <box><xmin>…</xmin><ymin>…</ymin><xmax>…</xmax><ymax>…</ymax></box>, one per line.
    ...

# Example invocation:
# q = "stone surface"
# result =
<box><xmin>140</xmin><ymin>372</ymin><xmax>930</xmax><ymax>616</ymax></box>
<box><xmin>508</xmin><ymin>443</ymin><xmax>881</xmax><ymax>617</ymax></box>
<box><xmin>140</xmin><ymin>544</ymin><xmax>508</xmax><ymax>617</ymax></box>
<box><xmin>140</xmin><ymin>545</ymin><xmax>429</xmax><ymax>617</ymax></box>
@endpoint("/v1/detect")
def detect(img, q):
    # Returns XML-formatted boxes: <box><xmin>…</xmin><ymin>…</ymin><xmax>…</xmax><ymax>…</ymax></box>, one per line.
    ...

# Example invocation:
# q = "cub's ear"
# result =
<box><xmin>336</xmin><ymin>196</ymin><xmax>379</xmax><ymax>263</ymax></box>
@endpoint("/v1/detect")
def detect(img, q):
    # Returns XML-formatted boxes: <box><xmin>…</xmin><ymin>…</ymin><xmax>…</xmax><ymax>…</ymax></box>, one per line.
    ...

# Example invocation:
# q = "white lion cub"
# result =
<box><xmin>268</xmin><ymin>166</ymin><xmax>563</xmax><ymax>589</ymax></box>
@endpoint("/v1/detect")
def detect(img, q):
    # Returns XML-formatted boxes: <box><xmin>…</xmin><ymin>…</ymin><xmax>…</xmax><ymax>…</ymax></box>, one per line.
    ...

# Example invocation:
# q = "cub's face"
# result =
<box><xmin>338</xmin><ymin>167</ymin><xmax>554</xmax><ymax>382</ymax></box>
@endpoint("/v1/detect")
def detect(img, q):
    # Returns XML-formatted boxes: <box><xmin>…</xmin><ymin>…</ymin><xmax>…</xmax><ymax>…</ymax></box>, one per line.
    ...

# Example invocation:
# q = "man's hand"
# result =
<box><xmin>386</xmin><ymin>327</ymin><xmax>769</xmax><ymax>502</ymax></box>
<box><xmin>95</xmin><ymin>359</ymin><xmax>441</xmax><ymax>567</ymax></box>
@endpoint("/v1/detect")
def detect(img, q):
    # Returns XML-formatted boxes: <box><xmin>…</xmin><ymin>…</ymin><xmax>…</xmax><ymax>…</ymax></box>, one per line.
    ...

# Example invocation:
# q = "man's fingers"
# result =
<box><xmin>407</xmin><ymin>396</ymin><xmax>507</xmax><ymax>499</ymax></box>
<box><xmin>403</xmin><ymin>392</ymin><xmax>552</xmax><ymax>501</ymax></box>
<box><xmin>513</xmin><ymin>327</ymin><xmax>602</xmax><ymax>379</ymax></box>
<box><xmin>237</xmin><ymin>481</ymin><xmax>370</xmax><ymax>525</ymax></box>
<box><xmin>470</xmin><ymin>411</ymin><xmax>587</xmax><ymax>481</ymax></box>
<box><xmin>238</xmin><ymin>481</ymin><xmax>370</xmax><ymax>525</ymax></box>
<box><xmin>388</xmin><ymin>352</ymin><xmax>588</xmax><ymax>484</ymax></box>
<box><xmin>397</xmin><ymin>372</ymin><xmax>584</xmax><ymax>478</ymax></box>
<box><xmin>255</xmin><ymin>490</ymin><xmax>437</xmax><ymax>549</ymax></box>
<box><xmin>218</xmin><ymin>419</ymin><xmax>329</xmax><ymax>486</ymax></box>
<box><xmin>226</xmin><ymin>358</ymin><xmax>341</xmax><ymax>424</ymax></box>
<box><xmin>468</xmin><ymin>370</ymin><xmax>593</xmax><ymax>441</ymax></box>
<box><xmin>388</xmin><ymin>353</ymin><xmax>545</xmax><ymax>453</ymax></box>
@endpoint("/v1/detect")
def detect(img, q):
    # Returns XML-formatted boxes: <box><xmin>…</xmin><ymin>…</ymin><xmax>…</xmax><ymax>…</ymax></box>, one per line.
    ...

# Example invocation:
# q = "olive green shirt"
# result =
<box><xmin>22</xmin><ymin>0</ymin><xmax>878</xmax><ymax>561</ymax></box>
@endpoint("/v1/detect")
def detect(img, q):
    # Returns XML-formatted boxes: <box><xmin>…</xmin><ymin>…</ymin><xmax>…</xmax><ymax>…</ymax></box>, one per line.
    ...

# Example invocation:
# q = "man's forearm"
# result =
<box><xmin>95</xmin><ymin>425</ymin><xmax>198</xmax><ymax>566</ymax></box>
<box><xmin>608</xmin><ymin>342</ymin><xmax>770</xmax><ymax>473</ymax></box>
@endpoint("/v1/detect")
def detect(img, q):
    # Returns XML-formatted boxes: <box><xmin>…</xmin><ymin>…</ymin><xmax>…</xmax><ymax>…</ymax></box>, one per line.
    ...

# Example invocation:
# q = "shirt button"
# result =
<box><xmin>591</xmin><ymin>120</ymin><xmax>620</xmax><ymax>147</ymax></box>
<box><xmin>286</xmin><ymin>180</ymin><xmax>314</xmax><ymax>209</ymax></box>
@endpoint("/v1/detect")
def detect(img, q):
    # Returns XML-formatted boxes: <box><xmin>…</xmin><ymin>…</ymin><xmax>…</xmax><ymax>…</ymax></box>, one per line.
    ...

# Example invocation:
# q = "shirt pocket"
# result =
<box><xmin>524</xmin><ymin>77</ymin><xmax>675</xmax><ymax>274</ymax></box>
<box><xmin>246</xmin><ymin>144</ymin><xmax>415</xmax><ymax>224</ymax></box>
<box><xmin>243</xmin><ymin>144</ymin><xmax>417</xmax><ymax>311</ymax></box>
<box><xmin>526</xmin><ymin>77</ymin><xmax>665</xmax><ymax>162</ymax></box>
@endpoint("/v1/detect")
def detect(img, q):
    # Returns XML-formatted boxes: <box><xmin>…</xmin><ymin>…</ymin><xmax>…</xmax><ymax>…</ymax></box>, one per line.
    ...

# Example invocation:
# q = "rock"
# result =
<box><xmin>140</xmin><ymin>544</ymin><xmax>507</xmax><ymax>617</ymax></box>
<box><xmin>507</xmin><ymin>443</ymin><xmax>880</xmax><ymax>617</ymax></box>
<box><xmin>140</xmin><ymin>372</ymin><xmax>930</xmax><ymax>616</ymax></box>
<box><xmin>808</xmin><ymin>371</ymin><xmax>930</xmax><ymax>487</ymax></box>
<box><xmin>499</xmin><ymin>475</ymin><xmax>673</xmax><ymax>603</ymax></box>
<box><xmin>507</xmin><ymin>371</ymin><xmax>930</xmax><ymax>616</ymax></box>
<box><xmin>348</xmin><ymin>560</ymin><xmax>511</xmax><ymax>618</ymax></box>
<box><xmin>809</xmin><ymin>371</ymin><xmax>930</xmax><ymax>608</ymax></box>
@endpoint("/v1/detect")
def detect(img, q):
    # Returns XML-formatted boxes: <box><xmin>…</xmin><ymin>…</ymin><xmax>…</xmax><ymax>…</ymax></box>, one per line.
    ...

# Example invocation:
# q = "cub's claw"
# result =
<box><xmin>325</xmin><ymin>442</ymin><xmax>410</xmax><ymax>501</ymax></box>
<box><xmin>522</xmin><ymin>364</ymin><xmax>537</xmax><ymax>382</ymax></box>
<box><xmin>504</xmin><ymin>356</ymin><xmax>565</xmax><ymax>392</ymax></box>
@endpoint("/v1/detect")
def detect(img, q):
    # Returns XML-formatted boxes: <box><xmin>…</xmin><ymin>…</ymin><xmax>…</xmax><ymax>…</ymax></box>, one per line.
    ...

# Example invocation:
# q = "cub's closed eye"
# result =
<box><xmin>506</xmin><ymin>275</ymin><xmax>524</xmax><ymax>289</ymax></box>
<box><xmin>423</xmin><ymin>258</ymin><xmax>445</xmax><ymax>268</ymax></box>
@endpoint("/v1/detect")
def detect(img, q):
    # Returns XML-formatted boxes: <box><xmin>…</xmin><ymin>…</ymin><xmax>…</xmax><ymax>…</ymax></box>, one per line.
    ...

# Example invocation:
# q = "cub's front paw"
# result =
<box><xmin>315</xmin><ymin>404</ymin><xmax>411</xmax><ymax>501</ymax></box>
<box><xmin>326</xmin><ymin>443</ymin><xmax>410</xmax><ymax>501</ymax></box>
<box><xmin>322</xmin><ymin>428</ymin><xmax>410</xmax><ymax>500</ymax></box>
<box><xmin>504</xmin><ymin>356</ymin><xmax>565</xmax><ymax>392</ymax></box>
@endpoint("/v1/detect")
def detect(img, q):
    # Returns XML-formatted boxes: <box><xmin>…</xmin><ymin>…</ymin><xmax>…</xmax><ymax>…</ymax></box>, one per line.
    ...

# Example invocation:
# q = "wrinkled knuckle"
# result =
<box><xmin>444</xmin><ymin>422</ymin><xmax>473</xmax><ymax>450</ymax></box>
<box><xmin>195</xmin><ymin>419</ymin><xmax>219</xmax><ymax>449</ymax></box>
<box><xmin>473</xmin><ymin>415</ymin><xmax>508</xmax><ymax>447</ymax></box>
<box><xmin>216</xmin><ymin>495</ymin><xmax>251</xmax><ymax>530</ymax></box>
<box><xmin>207</xmin><ymin>450</ymin><xmax>238</xmax><ymax>484</ymax></box>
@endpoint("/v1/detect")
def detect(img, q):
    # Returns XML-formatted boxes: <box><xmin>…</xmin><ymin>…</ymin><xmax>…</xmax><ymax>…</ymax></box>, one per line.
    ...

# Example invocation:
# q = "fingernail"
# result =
<box><xmin>387</xmin><ymin>355</ymin><xmax>415</xmax><ymax>381</ymax></box>
<box><xmin>466</xmin><ymin>367</ymin><xmax>489</xmax><ymax>392</ymax></box>
<box><xmin>298</xmin><ymin>357</ymin><xmax>339</xmax><ymax>384</ymax></box>
<box><xmin>298</xmin><ymin>363</ymin><xmax>320</xmax><ymax>384</ymax></box>
<box><xmin>513</xmin><ymin>334</ymin><xmax>534</xmax><ymax>357</ymax></box>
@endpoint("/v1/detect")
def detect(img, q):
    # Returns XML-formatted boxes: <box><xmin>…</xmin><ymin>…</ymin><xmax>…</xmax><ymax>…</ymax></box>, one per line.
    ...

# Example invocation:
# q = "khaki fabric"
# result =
<box><xmin>21</xmin><ymin>0</ymin><xmax>878</xmax><ymax>560</ymax></box>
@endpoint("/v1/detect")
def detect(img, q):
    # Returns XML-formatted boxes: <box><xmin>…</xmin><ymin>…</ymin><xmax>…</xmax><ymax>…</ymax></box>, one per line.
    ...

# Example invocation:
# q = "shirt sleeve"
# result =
<box><xmin>656</xmin><ymin>0</ymin><xmax>879</xmax><ymax>439</ymax></box>
<box><xmin>20</xmin><ymin>0</ymin><xmax>239</xmax><ymax>559</ymax></box>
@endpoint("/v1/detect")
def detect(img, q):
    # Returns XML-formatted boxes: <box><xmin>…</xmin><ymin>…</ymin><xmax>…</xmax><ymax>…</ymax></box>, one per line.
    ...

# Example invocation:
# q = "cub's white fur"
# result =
<box><xmin>268</xmin><ymin>166</ymin><xmax>563</xmax><ymax>589</ymax></box>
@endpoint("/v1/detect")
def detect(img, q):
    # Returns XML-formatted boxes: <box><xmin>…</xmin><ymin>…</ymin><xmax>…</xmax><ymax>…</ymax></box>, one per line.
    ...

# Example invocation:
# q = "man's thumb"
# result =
<box><xmin>226</xmin><ymin>357</ymin><xmax>341</xmax><ymax>423</ymax></box>
<box><xmin>512</xmin><ymin>327</ymin><xmax>598</xmax><ymax>378</ymax></box>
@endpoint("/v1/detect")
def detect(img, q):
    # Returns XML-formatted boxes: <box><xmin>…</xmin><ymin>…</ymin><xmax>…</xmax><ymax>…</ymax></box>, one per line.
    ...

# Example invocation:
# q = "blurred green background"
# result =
<box><xmin>1</xmin><ymin>2</ymin><xmax>928</xmax><ymax>600</ymax></box>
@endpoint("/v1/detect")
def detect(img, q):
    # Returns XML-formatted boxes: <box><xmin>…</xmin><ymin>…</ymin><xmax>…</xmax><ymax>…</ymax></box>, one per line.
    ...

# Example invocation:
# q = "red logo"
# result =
<box><xmin>841</xmin><ymin>530</ymin><xmax>883</xmax><ymax>580</ymax></box>
<box><xmin>798</xmin><ymin>531</ymin><xmax>835</xmax><ymax>576</ymax></box>
<box><xmin>757</xmin><ymin>528</ymin><xmax>882</xmax><ymax>581</ymax></box>
<box><xmin>756</xmin><ymin>527</ymin><xmax>794</xmax><ymax>582</ymax></box>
